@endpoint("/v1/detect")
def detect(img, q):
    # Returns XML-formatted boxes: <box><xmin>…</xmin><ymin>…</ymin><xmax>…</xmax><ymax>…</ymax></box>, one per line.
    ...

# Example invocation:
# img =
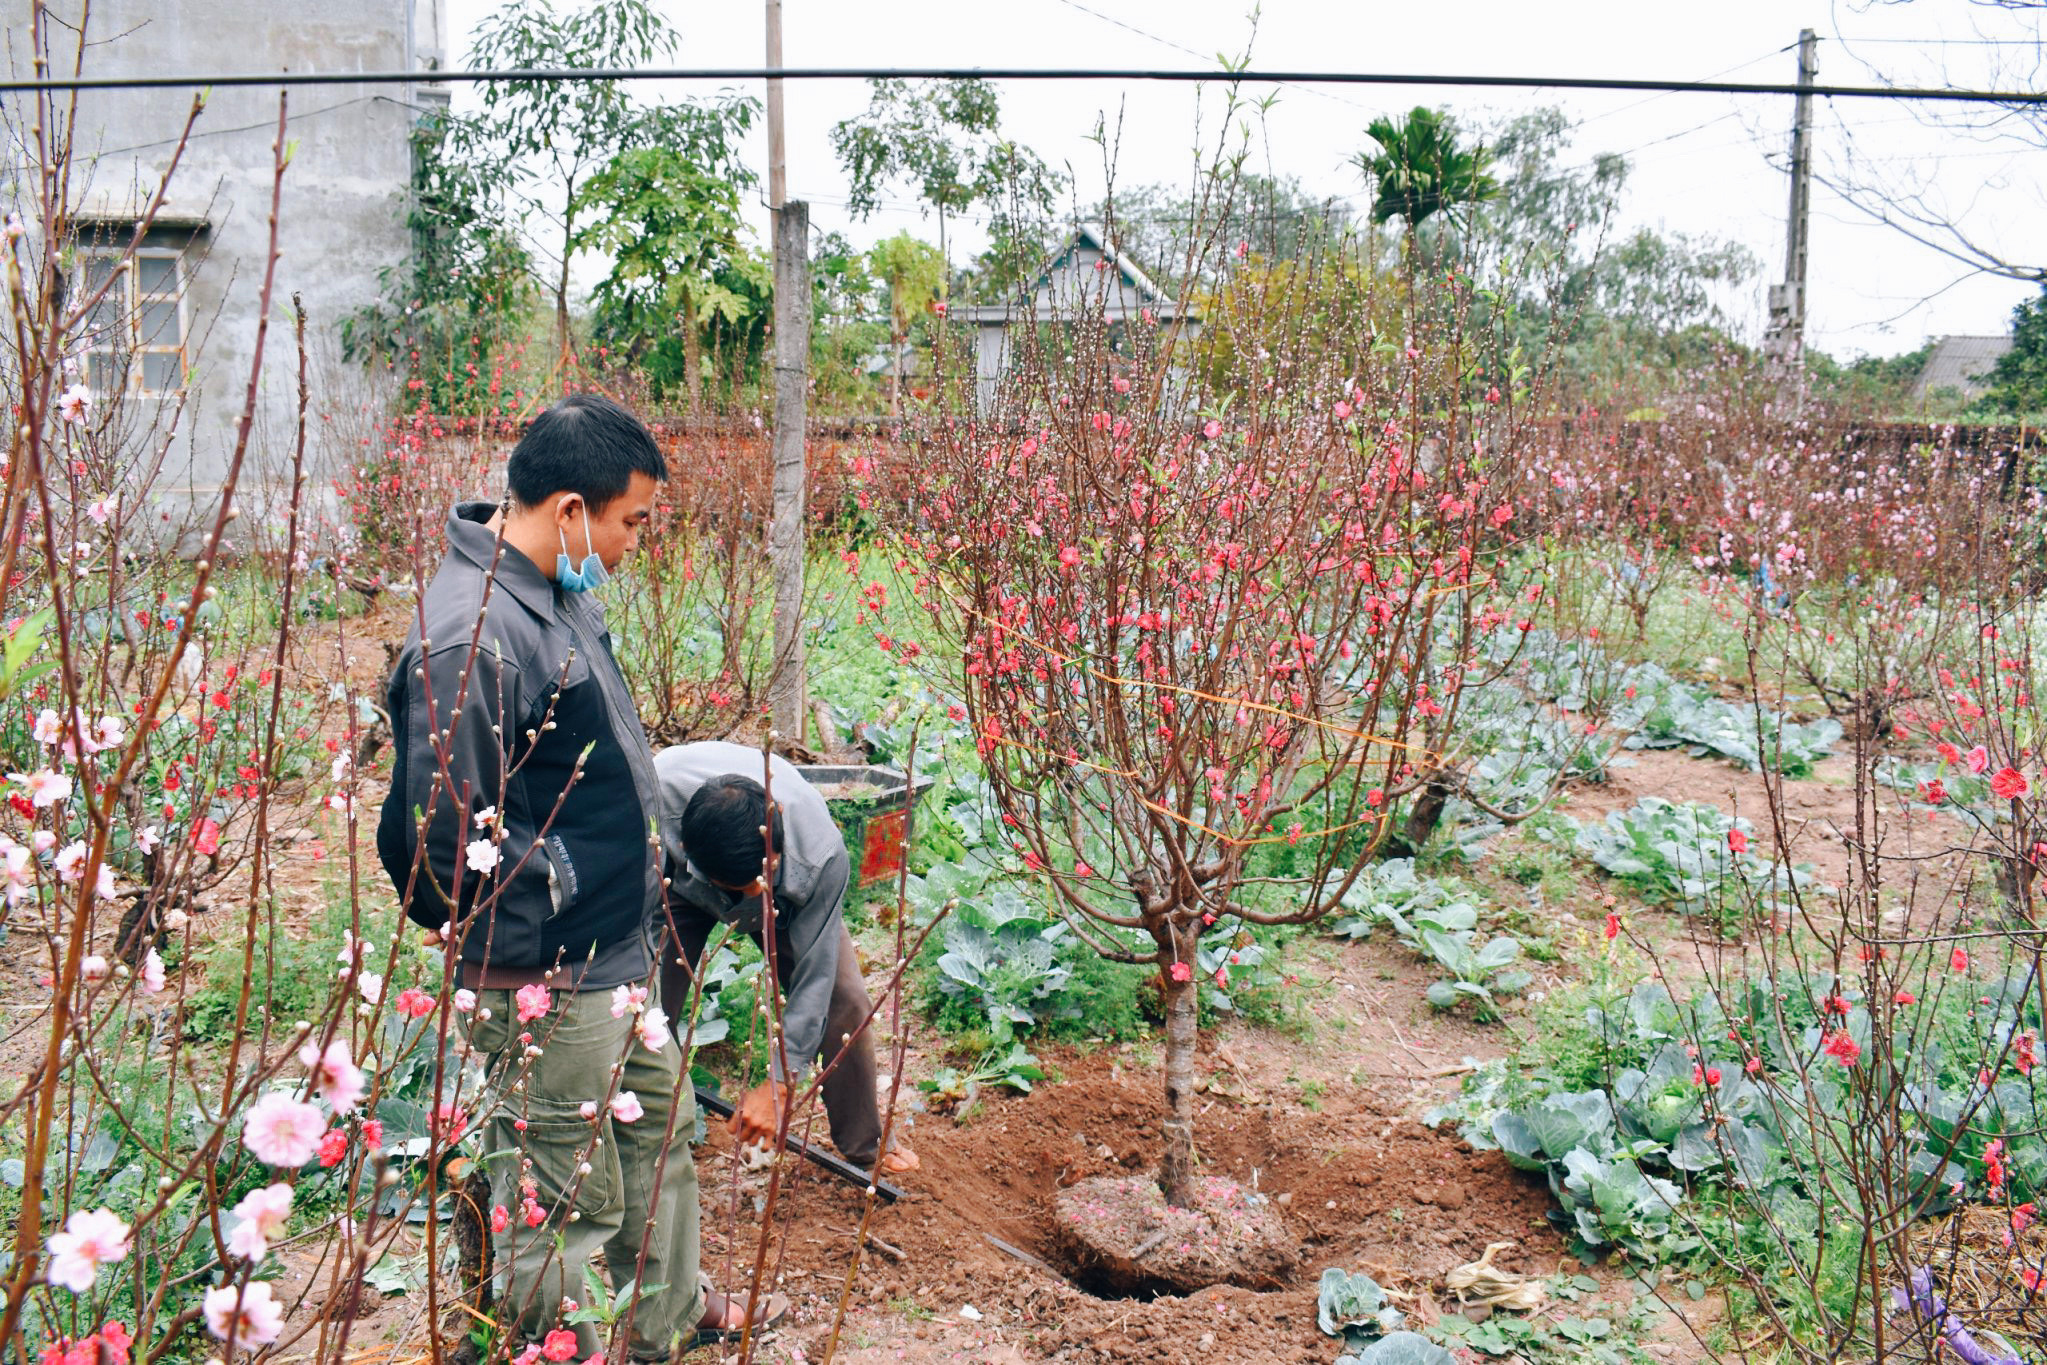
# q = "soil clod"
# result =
<box><xmin>1054</xmin><ymin>1171</ymin><xmax>1298</xmax><ymax>1296</ymax></box>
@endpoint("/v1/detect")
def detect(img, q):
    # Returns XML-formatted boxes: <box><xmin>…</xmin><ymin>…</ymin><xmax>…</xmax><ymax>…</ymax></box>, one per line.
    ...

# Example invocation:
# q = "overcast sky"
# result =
<box><xmin>440</xmin><ymin>0</ymin><xmax>2043</xmax><ymax>360</ymax></box>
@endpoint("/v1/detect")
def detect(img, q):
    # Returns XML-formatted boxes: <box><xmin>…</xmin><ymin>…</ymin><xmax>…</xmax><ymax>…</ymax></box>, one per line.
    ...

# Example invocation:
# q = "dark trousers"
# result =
<box><xmin>663</xmin><ymin>911</ymin><xmax>886</xmax><ymax>1168</ymax></box>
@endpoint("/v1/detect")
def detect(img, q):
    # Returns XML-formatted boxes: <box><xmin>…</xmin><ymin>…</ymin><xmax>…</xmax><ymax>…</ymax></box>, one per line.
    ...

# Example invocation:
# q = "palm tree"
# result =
<box><xmin>1353</xmin><ymin>106</ymin><xmax>1499</xmax><ymax>234</ymax></box>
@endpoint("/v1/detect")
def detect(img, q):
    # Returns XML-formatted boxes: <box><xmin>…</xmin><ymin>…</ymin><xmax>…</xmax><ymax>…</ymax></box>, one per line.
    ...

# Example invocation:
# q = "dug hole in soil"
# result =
<box><xmin>722</xmin><ymin>1047</ymin><xmax>1564</xmax><ymax>1363</ymax></box>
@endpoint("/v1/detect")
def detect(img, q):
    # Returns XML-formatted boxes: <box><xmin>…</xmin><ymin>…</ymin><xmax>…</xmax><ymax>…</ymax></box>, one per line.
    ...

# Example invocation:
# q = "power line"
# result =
<box><xmin>1574</xmin><ymin>44</ymin><xmax>1795</xmax><ymax>127</ymax></box>
<box><xmin>1834</xmin><ymin>35</ymin><xmax>2042</xmax><ymax>46</ymax></box>
<box><xmin>1048</xmin><ymin>0</ymin><xmax>1375</xmax><ymax>112</ymax></box>
<box><xmin>0</xmin><ymin>63</ymin><xmax>2042</xmax><ymax>102</ymax></box>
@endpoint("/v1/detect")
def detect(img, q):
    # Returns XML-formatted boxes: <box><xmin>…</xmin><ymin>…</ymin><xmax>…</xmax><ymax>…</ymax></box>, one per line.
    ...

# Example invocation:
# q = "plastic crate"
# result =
<box><xmin>795</xmin><ymin>764</ymin><xmax>938</xmax><ymax>887</ymax></box>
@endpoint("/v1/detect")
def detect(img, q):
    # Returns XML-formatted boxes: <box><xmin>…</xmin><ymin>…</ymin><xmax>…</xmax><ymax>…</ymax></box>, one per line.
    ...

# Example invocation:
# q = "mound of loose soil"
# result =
<box><xmin>694</xmin><ymin>1046</ymin><xmax>1567</xmax><ymax>1363</ymax></box>
<box><xmin>1053</xmin><ymin>1171</ymin><xmax>1297</xmax><ymax>1295</ymax></box>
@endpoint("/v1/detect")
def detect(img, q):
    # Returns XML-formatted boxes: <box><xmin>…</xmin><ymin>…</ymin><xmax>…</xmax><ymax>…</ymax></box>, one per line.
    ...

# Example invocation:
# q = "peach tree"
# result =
<box><xmin>896</xmin><ymin>223</ymin><xmax>1533</xmax><ymax>1206</ymax></box>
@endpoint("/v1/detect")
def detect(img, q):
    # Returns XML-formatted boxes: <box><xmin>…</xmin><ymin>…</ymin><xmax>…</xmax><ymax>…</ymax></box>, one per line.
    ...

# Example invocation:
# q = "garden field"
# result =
<box><xmin>8</xmin><ymin>434</ymin><xmax>2046</xmax><ymax>1365</ymax></box>
<box><xmin>5</xmin><ymin>36</ymin><xmax>2047</xmax><ymax>1364</ymax></box>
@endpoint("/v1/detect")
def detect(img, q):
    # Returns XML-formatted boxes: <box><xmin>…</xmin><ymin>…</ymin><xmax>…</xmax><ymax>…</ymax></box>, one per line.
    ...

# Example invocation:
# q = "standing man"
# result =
<box><xmin>655</xmin><ymin>741</ymin><xmax>919</xmax><ymax>1178</ymax></box>
<box><xmin>378</xmin><ymin>395</ymin><xmax>781</xmax><ymax>1358</ymax></box>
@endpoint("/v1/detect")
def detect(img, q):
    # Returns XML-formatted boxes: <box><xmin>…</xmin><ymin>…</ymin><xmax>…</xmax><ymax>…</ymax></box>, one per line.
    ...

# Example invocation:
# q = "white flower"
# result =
<box><xmin>325</xmin><ymin>791</ymin><xmax>355</xmax><ymax>818</ymax></box>
<box><xmin>297</xmin><ymin>1037</ymin><xmax>366</xmax><ymax>1114</ymax></box>
<box><xmin>163</xmin><ymin>907</ymin><xmax>189</xmax><ymax>933</ymax></box>
<box><xmin>203</xmin><ymin>1280</ymin><xmax>284</xmax><ymax>1344</ymax></box>
<box><xmin>453</xmin><ymin>988</ymin><xmax>477</xmax><ymax>1013</ymax></box>
<box><xmin>471</xmin><ymin>804</ymin><xmax>497</xmax><ymax>829</ymax></box>
<box><xmin>0</xmin><ymin>841</ymin><xmax>30</xmax><ymax>905</ymax></box>
<box><xmin>53</xmin><ymin>840</ymin><xmax>86</xmax><ymax>882</ymax></box>
<box><xmin>610</xmin><ymin>1091</ymin><xmax>644</xmax><ymax>1123</ymax></box>
<box><xmin>57</xmin><ymin>708</ymin><xmax>98</xmax><ymax>759</ymax></box>
<box><xmin>637</xmin><ymin>1005</ymin><xmax>670</xmax><ymax>1051</ymax></box>
<box><xmin>14</xmin><ymin>769</ymin><xmax>73</xmax><ymax>808</ymax></box>
<box><xmin>32</xmin><ymin>708</ymin><xmax>61</xmax><ymax>745</ymax></box>
<box><xmin>225</xmin><ymin>1182</ymin><xmax>294</xmax><ymax>1262</ymax></box>
<box><xmin>464</xmin><ymin>839</ymin><xmax>500</xmax><ymax>874</ymax></box>
<box><xmin>609</xmin><ymin>984</ymin><xmax>646</xmax><ymax>1018</ymax></box>
<box><xmin>86</xmin><ymin>498</ymin><xmax>113</xmax><ymax>527</ymax></box>
<box><xmin>57</xmin><ymin>383</ymin><xmax>92</xmax><ymax>425</ymax></box>
<box><xmin>355</xmin><ymin>971</ymin><xmax>383</xmax><ymax>1006</ymax></box>
<box><xmin>45</xmin><ymin>1207</ymin><xmax>130</xmax><ymax>1291</ymax></box>
<box><xmin>135</xmin><ymin>825</ymin><xmax>160</xmax><ymax>855</ymax></box>
<box><xmin>335</xmin><ymin>931</ymin><xmax>363</xmax><ymax>965</ymax></box>
<box><xmin>240</xmin><ymin>1092</ymin><xmax>326</xmax><ymax>1167</ymax></box>
<box><xmin>80</xmin><ymin>954</ymin><xmax>110</xmax><ymax>982</ymax></box>
<box><xmin>140</xmin><ymin>948</ymin><xmax>167</xmax><ymax>994</ymax></box>
<box><xmin>92</xmin><ymin>715</ymin><xmax>124</xmax><ymax>749</ymax></box>
<box><xmin>93</xmin><ymin>862</ymin><xmax>115</xmax><ymax>901</ymax></box>
<box><xmin>330</xmin><ymin>753</ymin><xmax>352</xmax><ymax>784</ymax></box>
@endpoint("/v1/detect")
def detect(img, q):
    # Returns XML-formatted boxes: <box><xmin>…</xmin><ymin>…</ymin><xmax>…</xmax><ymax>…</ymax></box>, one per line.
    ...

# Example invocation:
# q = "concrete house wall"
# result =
<box><xmin>4</xmin><ymin>0</ymin><xmax>445</xmax><ymax>519</ymax></box>
<box><xmin>959</xmin><ymin>225</ymin><xmax>1199</xmax><ymax>412</ymax></box>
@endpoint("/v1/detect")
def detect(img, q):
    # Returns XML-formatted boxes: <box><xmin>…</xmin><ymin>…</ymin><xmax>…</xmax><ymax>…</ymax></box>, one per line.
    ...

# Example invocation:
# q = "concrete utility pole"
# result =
<box><xmin>1766</xmin><ymin>28</ymin><xmax>1817</xmax><ymax>381</ymax></box>
<box><xmin>764</xmin><ymin>0</ymin><xmax>811</xmax><ymax>747</ymax></box>
<box><xmin>766</xmin><ymin>0</ymin><xmax>786</xmax><ymax>210</ymax></box>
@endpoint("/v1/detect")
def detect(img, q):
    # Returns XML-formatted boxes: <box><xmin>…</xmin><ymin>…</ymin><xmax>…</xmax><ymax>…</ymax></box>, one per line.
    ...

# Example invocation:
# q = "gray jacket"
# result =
<box><xmin>655</xmin><ymin>741</ymin><xmax>849</xmax><ymax>1075</ymax></box>
<box><xmin>378</xmin><ymin>503</ymin><xmax>664</xmax><ymax>986</ymax></box>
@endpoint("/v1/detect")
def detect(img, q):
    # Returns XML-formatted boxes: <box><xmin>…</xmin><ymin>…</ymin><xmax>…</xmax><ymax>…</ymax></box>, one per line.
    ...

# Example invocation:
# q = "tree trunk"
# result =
<box><xmin>1158</xmin><ymin>928</ymin><xmax>1199</xmax><ymax>1208</ymax></box>
<box><xmin>765</xmin><ymin>202</ymin><xmax>811</xmax><ymax>745</ymax></box>
<box><xmin>889</xmin><ymin>325</ymin><xmax>905</xmax><ymax>419</ymax></box>
<box><xmin>680</xmin><ymin>280</ymin><xmax>701</xmax><ymax>409</ymax></box>
<box><xmin>1404</xmin><ymin>776</ymin><xmax>1452</xmax><ymax>849</ymax></box>
<box><xmin>556</xmin><ymin>202</ymin><xmax>575</xmax><ymax>363</ymax></box>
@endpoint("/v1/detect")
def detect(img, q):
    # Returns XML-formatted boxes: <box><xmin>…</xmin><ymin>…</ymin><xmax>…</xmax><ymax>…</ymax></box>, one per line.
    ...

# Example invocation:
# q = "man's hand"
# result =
<box><xmin>729</xmin><ymin>1079</ymin><xmax>789</xmax><ymax>1149</ymax></box>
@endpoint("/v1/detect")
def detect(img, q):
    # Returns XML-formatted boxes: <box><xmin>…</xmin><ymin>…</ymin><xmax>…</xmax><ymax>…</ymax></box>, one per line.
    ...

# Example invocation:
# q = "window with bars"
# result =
<box><xmin>76</xmin><ymin>241</ymin><xmax>189</xmax><ymax>397</ymax></box>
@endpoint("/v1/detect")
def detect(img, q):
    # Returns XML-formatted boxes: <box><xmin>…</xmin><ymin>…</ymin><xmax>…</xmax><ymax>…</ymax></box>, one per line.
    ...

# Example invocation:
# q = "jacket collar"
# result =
<box><xmin>446</xmin><ymin>501</ymin><xmax>559</xmax><ymax>621</ymax></box>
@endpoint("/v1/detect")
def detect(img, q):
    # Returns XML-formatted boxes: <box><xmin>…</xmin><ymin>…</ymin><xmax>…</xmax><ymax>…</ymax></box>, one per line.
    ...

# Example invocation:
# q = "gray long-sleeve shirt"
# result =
<box><xmin>654</xmin><ymin>742</ymin><xmax>849</xmax><ymax>1078</ymax></box>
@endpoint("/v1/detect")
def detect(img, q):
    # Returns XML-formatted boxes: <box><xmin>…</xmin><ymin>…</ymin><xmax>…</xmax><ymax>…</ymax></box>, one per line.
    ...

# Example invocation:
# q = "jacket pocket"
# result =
<box><xmin>543</xmin><ymin>834</ymin><xmax>579</xmax><ymax>919</ymax></box>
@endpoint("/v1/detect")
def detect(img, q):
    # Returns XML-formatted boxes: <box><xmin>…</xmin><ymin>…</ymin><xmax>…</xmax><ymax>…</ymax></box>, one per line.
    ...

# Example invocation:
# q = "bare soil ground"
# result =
<box><xmin>7</xmin><ymin>695</ymin><xmax>1926</xmax><ymax>1365</ymax></box>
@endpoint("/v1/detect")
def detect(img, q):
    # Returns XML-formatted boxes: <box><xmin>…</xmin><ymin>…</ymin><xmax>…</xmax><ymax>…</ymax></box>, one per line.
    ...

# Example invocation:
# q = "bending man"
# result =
<box><xmin>655</xmin><ymin>740</ymin><xmax>919</xmax><ymax>1177</ymax></box>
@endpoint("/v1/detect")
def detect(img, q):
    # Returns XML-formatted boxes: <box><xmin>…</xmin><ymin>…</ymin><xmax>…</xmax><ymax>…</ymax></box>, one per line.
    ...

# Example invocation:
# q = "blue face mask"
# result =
<box><xmin>554</xmin><ymin>504</ymin><xmax>610</xmax><ymax>593</ymax></box>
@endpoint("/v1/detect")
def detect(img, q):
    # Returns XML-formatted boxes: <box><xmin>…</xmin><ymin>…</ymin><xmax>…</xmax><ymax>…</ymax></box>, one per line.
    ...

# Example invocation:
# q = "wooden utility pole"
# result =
<box><xmin>764</xmin><ymin>0</ymin><xmax>810</xmax><ymax>746</ymax></box>
<box><xmin>1766</xmin><ymin>28</ymin><xmax>1817</xmax><ymax>382</ymax></box>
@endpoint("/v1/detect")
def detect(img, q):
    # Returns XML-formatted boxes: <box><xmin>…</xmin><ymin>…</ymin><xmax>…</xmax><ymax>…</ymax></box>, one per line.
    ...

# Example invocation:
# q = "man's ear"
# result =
<box><xmin>553</xmin><ymin>492</ymin><xmax>585</xmax><ymax>530</ymax></box>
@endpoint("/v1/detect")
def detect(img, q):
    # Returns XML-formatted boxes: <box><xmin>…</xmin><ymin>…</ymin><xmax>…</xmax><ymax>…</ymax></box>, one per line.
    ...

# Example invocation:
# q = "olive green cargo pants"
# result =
<box><xmin>464</xmin><ymin>984</ymin><xmax>703</xmax><ymax>1359</ymax></box>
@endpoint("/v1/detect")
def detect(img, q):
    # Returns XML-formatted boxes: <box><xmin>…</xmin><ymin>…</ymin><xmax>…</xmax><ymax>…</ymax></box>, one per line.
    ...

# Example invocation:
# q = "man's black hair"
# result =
<box><xmin>506</xmin><ymin>392</ymin><xmax>668</xmax><ymax>512</ymax></box>
<box><xmin>680</xmin><ymin>774</ymin><xmax>786</xmax><ymax>888</ymax></box>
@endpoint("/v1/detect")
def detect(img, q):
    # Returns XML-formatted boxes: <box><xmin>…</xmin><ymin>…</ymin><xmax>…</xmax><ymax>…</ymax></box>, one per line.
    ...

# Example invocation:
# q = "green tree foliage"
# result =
<box><xmin>1805</xmin><ymin>341</ymin><xmax>1933</xmax><ymax>415</ymax></box>
<box><xmin>695</xmin><ymin>248</ymin><xmax>775</xmax><ymax>408</ymax></box>
<box><xmin>571</xmin><ymin>96</ymin><xmax>761</xmax><ymax>404</ymax></box>
<box><xmin>1982</xmin><ymin>285</ymin><xmax>2047</xmax><ymax>418</ymax></box>
<box><xmin>810</xmin><ymin>232</ymin><xmax>888</xmax><ymax>411</ymax></box>
<box><xmin>1090</xmin><ymin>174</ymin><xmax>1353</xmax><ymax>292</ymax></box>
<box><xmin>343</xmin><ymin>108</ymin><xmax>536</xmax><ymax>415</ymax></box>
<box><xmin>1484</xmin><ymin>109</ymin><xmax>1628</xmax><ymax>280</ymax></box>
<box><xmin>1469</xmin><ymin>108</ymin><xmax>1756</xmax><ymax>403</ymax></box>
<box><xmin>830</xmin><ymin>79</ymin><xmax>1064</xmax><ymax>274</ymax></box>
<box><xmin>866</xmin><ymin>232</ymin><xmax>947</xmax><ymax>415</ymax></box>
<box><xmin>1192</xmin><ymin>253</ymin><xmax>1400</xmax><ymax>402</ymax></box>
<box><xmin>1354</xmin><ymin>106</ymin><xmax>1499</xmax><ymax>231</ymax></box>
<box><xmin>466</xmin><ymin>0</ymin><xmax>678</xmax><ymax>355</ymax></box>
